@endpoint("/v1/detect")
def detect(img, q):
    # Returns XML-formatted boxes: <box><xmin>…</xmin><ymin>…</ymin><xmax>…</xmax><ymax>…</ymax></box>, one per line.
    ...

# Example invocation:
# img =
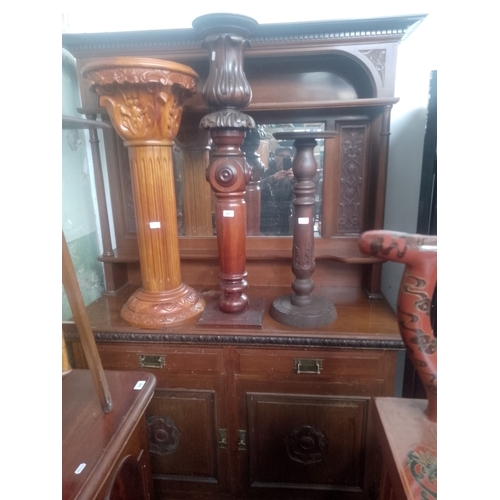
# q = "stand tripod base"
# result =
<box><xmin>121</xmin><ymin>284</ymin><xmax>206</xmax><ymax>329</ymax></box>
<box><xmin>270</xmin><ymin>295</ymin><xmax>337</xmax><ymax>328</ymax></box>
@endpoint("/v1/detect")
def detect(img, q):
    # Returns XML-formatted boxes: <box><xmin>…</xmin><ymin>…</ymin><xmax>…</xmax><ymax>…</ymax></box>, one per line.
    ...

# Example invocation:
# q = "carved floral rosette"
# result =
<box><xmin>82</xmin><ymin>58</ymin><xmax>198</xmax><ymax>145</ymax></box>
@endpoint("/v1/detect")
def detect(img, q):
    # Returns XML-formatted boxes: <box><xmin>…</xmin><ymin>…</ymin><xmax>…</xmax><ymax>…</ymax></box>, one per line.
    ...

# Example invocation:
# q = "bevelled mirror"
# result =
<box><xmin>173</xmin><ymin>122</ymin><xmax>325</xmax><ymax>237</ymax></box>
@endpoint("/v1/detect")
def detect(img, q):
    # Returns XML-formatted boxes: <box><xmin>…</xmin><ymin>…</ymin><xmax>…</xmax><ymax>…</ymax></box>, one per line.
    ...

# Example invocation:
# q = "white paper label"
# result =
<box><xmin>211</xmin><ymin>51</ymin><xmax>216</xmax><ymax>61</ymax></box>
<box><xmin>298</xmin><ymin>217</ymin><xmax>309</xmax><ymax>225</ymax></box>
<box><xmin>149</xmin><ymin>222</ymin><xmax>161</xmax><ymax>229</ymax></box>
<box><xmin>75</xmin><ymin>463</ymin><xmax>86</xmax><ymax>474</ymax></box>
<box><xmin>223</xmin><ymin>210</ymin><xmax>235</xmax><ymax>218</ymax></box>
<box><xmin>134</xmin><ymin>381</ymin><xmax>146</xmax><ymax>390</ymax></box>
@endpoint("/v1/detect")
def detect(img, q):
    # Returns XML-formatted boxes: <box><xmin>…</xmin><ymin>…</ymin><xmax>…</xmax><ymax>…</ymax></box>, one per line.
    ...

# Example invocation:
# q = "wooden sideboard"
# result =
<box><xmin>64</xmin><ymin>284</ymin><xmax>403</xmax><ymax>500</ymax></box>
<box><xmin>61</xmin><ymin>15</ymin><xmax>425</xmax><ymax>500</ymax></box>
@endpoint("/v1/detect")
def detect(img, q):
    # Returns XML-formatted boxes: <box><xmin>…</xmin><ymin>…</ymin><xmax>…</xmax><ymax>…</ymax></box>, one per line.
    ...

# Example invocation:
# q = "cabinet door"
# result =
<box><xmin>146</xmin><ymin>388</ymin><xmax>223</xmax><ymax>498</ymax></box>
<box><xmin>243</xmin><ymin>391</ymin><xmax>370</xmax><ymax>499</ymax></box>
<box><xmin>233</xmin><ymin>347</ymin><xmax>394</xmax><ymax>499</ymax></box>
<box><xmin>71</xmin><ymin>342</ymin><xmax>229</xmax><ymax>500</ymax></box>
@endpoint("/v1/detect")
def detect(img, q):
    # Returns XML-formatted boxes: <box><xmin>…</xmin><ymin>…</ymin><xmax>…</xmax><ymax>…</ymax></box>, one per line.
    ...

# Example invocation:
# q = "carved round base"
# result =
<box><xmin>270</xmin><ymin>294</ymin><xmax>337</xmax><ymax>328</ymax></box>
<box><xmin>121</xmin><ymin>284</ymin><xmax>206</xmax><ymax>329</ymax></box>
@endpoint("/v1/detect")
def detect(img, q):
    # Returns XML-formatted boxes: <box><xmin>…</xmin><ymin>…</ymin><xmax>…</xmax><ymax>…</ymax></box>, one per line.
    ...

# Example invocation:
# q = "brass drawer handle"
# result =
<box><xmin>294</xmin><ymin>358</ymin><xmax>323</xmax><ymax>374</ymax></box>
<box><xmin>138</xmin><ymin>355</ymin><xmax>165</xmax><ymax>369</ymax></box>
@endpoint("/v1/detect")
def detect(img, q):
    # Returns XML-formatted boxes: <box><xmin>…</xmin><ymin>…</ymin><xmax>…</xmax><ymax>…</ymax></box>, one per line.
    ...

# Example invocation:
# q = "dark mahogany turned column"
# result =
<box><xmin>193</xmin><ymin>13</ymin><xmax>265</xmax><ymax>327</ymax></box>
<box><xmin>82</xmin><ymin>58</ymin><xmax>205</xmax><ymax>329</ymax></box>
<box><xmin>270</xmin><ymin>132</ymin><xmax>338</xmax><ymax>328</ymax></box>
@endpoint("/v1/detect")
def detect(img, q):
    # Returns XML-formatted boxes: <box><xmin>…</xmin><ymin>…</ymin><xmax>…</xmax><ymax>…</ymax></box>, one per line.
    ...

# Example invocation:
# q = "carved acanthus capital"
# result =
<box><xmin>82</xmin><ymin>58</ymin><xmax>198</xmax><ymax>145</ymax></box>
<box><xmin>199</xmin><ymin>110</ymin><xmax>255</xmax><ymax>129</ymax></box>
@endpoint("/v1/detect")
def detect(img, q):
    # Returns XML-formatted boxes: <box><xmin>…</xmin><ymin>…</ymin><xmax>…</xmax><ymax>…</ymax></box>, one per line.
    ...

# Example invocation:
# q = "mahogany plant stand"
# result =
<box><xmin>193</xmin><ymin>13</ymin><xmax>265</xmax><ymax>327</ymax></box>
<box><xmin>82</xmin><ymin>57</ymin><xmax>205</xmax><ymax>329</ymax></box>
<box><xmin>270</xmin><ymin>132</ymin><xmax>338</xmax><ymax>328</ymax></box>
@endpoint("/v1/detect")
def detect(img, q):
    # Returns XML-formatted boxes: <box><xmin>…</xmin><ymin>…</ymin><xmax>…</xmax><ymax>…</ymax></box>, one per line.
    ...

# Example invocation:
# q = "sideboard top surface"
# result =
<box><xmin>63</xmin><ymin>285</ymin><xmax>403</xmax><ymax>349</ymax></box>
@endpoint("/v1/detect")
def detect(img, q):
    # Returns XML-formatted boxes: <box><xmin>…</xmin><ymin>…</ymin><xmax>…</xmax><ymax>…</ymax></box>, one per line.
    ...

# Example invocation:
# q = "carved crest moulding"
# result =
<box><xmin>64</xmin><ymin>15</ymin><xmax>426</xmax><ymax>109</ymax></box>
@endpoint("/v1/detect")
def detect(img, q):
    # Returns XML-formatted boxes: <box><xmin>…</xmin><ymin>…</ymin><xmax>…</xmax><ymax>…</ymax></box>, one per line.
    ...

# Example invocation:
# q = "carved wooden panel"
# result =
<box><xmin>337</xmin><ymin>123</ymin><xmax>369</xmax><ymax>235</ymax></box>
<box><xmin>246</xmin><ymin>392</ymin><xmax>368</xmax><ymax>492</ymax></box>
<box><xmin>145</xmin><ymin>388</ymin><xmax>218</xmax><ymax>481</ymax></box>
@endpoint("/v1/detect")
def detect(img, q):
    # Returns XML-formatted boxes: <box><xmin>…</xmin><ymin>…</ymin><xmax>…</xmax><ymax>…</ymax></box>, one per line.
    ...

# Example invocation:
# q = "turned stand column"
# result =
<box><xmin>82</xmin><ymin>57</ymin><xmax>205</xmax><ymax>329</ymax></box>
<box><xmin>193</xmin><ymin>13</ymin><xmax>257</xmax><ymax>314</ymax></box>
<box><xmin>270</xmin><ymin>132</ymin><xmax>337</xmax><ymax>328</ymax></box>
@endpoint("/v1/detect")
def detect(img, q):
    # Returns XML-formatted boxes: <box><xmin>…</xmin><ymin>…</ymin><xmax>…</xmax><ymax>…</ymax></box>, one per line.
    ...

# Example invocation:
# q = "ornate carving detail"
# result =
<box><xmin>147</xmin><ymin>415</ymin><xmax>181</xmax><ymax>455</ymax></box>
<box><xmin>84</xmin><ymin>66</ymin><xmax>197</xmax><ymax>94</ymax></box>
<box><xmin>82</xmin><ymin>61</ymin><xmax>198</xmax><ymax>144</ymax></box>
<box><xmin>199</xmin><ymin>110</ymin><xmax>255</xmax><ymax>129</ymax></box>
<box><xmin>214</xmin><ymin>163</ymin><xmax>238</xmax><ymax>187</ymax></box>
<box><xmin>65</xmin><ymin>25</ymin><xmax>412</xmax><ymax>55</ymax></box>
<box><xmin>293</xmin><ymin>243</ymin><xmax>314</xmax><ymax>270</ymax></box>
<box><xmin>338</xmin><ymin>127</ymin><xmax>366</xmax><ymax>234</ymax></box>
<box><xmin>285</xmin><ymin>424</ymin><xmax>328</xmax><ymax>465</ymax></box>
<box><xmin>201</xmin><ymin>33</ymin><xmax>253</xmax><ymax>108</ymax></box>
<box><xmin>121</xmin><ymin>284</ymin><xmax>206</xmax><ymax>328</ymax></box>
<box><xmin>64</xmin><ymin>329</ymin><xmax>405</xmax><ymax>349</ymax></box>
<box><xmin>360</xmin><ymin>49</ymin><xmax>386</xmax><ymax>85</ymax></box>
<box><xmin>98</xmin><ymin>84</ymin><xmax>186</xmax><ymax>144</ymax></box>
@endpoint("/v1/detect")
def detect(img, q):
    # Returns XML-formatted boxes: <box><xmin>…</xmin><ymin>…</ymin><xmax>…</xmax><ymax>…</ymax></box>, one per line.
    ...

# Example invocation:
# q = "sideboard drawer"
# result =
<box><xmin>235</xmin><ymin>347</ymin><xmax>388</xmax><ymax>379</ymax></box>
<box><xmin>73</xmin><ymin>342</ymin><xmax>224</xmax><ymax>376</ymax></box>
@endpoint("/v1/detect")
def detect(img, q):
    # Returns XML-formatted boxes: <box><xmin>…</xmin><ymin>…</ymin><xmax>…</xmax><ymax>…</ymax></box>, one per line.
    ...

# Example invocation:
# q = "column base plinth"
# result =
<box><xmin>270</xmin><ymin>294</ymin><xmax>337</xmax><ymax>328</ymax></box>
<box><xmin>121</xmin><ymin>284</ymin><xmax>205</xmax><ymax>329</ymax></box>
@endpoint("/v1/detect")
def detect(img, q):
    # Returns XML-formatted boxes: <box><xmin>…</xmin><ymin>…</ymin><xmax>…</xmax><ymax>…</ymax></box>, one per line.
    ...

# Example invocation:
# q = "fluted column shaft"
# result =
<box><xmin>128</xmin><ymin>145</ymin><xmax>181</xmax><ymax>291</ymax></box>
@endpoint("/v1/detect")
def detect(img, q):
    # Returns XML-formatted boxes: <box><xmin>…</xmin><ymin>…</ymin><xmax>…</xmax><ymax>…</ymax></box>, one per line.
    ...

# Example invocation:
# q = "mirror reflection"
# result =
<box><xmin>258</xmin><ymin>123</ymin><xmax>325</xmax><ymax>236</ymax></box>
<box><xmin>174</xmin><ymin>122</ymin><xmax>325</xmax><ymax>237</ymax></box>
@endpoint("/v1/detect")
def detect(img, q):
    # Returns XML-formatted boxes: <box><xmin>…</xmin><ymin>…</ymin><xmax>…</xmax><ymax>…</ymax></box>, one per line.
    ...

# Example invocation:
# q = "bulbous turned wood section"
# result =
<box><xmin>359</xmin><ymin>230</ymin><xmax>437</xmax><ymax>422</ymax></box>
<box><xmin>270</xmin><ymin>132</ymin><xmax>338</xmax><ymax>328</ymax></box>
<box><xmin>82</xmin><ymin>57</ymin><xmax>205</xmax><ymax>328</ymax></box>
<box><xmin>193</xmin><ymin>13</ymin><xmax>257</xmax><ymax>314</ymax></box>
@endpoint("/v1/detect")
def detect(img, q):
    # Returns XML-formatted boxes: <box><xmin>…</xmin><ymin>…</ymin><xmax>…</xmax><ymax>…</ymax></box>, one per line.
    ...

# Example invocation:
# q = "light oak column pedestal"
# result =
<box><xmin>82</xmin><ymin>57</ymin><xmax>205</xmax><ymax>329</ymax></box>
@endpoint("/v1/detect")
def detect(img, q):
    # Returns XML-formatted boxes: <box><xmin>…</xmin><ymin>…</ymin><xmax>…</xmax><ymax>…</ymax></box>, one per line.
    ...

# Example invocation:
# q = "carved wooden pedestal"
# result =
<box><xmin>270</xmin><ymin>132</ymin><xmax>338</xmax><ymax>328</ymax></box>
<box><xmin>82</xmin><ymin>58</ymin><xmax>205</xmax><ymax>329</ymax></box>
<box><xmin>193</xmin><ymin>14</ymin><xmax>260</xmax><ymax>319</ymax></box>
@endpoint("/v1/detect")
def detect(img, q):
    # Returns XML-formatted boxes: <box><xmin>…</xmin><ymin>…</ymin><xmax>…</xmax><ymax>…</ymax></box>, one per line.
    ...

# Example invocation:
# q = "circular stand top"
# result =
<box><xmin>273</xmin><ymin>131</ymin><xmax>338</xmax><ymax>141</ymax></box>
<box><xmin>81</xmin><ymin>57</ymin><xmax>199</xmax><ymax>80</ymax></box>
<box><xmin>192</xmin><ymin>13</ymin><xmax>258</xmax><ymax>38</ymax></box>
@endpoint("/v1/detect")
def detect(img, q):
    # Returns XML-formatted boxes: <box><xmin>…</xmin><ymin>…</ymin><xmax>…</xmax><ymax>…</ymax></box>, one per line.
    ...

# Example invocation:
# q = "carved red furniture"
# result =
<box><xmin>359</xmin><ymin>230</ymin><xmax>437</xmax><ymax>499</ymax></box>
<box><xmin>82</xmin><ymin>57</ymin><xmax>205</xmax><ymax>329</ymax></box>
<box><xmin>359</xmin><ymin>230</ymin><xmax>437</xmax><ymax>421</ymax></box>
